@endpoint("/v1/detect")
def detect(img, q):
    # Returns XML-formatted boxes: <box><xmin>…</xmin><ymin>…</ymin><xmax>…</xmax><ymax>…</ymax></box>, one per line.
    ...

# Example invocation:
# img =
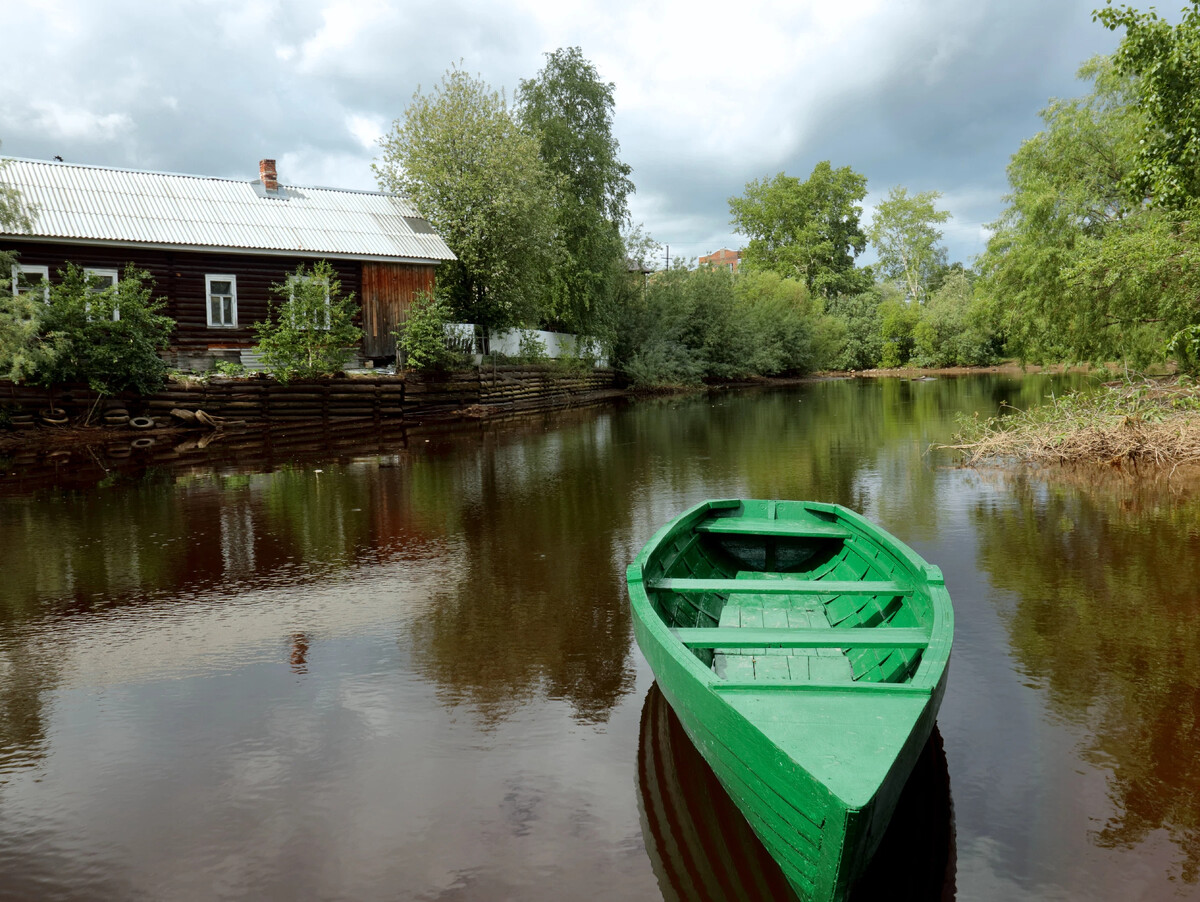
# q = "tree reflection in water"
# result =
<box><xmin>971</xmin><ymin>470</ymin><xmax>1200</xmax><ymax>884</ymax></box>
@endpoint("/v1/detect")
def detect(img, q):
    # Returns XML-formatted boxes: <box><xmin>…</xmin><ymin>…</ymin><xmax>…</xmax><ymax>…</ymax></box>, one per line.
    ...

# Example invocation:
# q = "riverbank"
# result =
<box><xmin>0</xmin><ymin>366</ymin><xmax>623</xmax><ymax>454</ymax></box>
<box><xmin>0</xmin><ymin>361</ymin><xmax>1133</xmax><ymax>457</ymax></box>
<box><xmin>939</xmin><ymin>376</ymin><xmax>1200</xmax><ymax>470</ymax></box>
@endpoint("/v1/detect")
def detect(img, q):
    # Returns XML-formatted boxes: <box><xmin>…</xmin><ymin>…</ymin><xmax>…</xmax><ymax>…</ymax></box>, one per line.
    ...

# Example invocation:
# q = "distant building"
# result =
<box><xmin>699</xmin><ymin>248</ymin><xmax>740</xmax><ymax>273</ymax></box>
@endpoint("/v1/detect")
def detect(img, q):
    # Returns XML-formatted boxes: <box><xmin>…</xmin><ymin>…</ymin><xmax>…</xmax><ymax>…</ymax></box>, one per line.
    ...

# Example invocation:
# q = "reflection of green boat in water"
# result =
<box><xmin>636</xmin><ymin>683</ymin><xmax>957</xmax><ymax>902</ymax></box>
<box><xmin>627</xmin><ymin>500</ymin><xmax>954</xmax><ymax>901</ymax></box>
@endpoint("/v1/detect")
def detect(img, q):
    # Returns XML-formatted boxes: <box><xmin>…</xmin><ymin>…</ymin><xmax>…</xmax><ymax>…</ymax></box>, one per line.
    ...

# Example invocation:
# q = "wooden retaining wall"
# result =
<box><xmin>0</xmin><ymin>366</ymin><xmax>620</xmax><ymax>427</ymax></box>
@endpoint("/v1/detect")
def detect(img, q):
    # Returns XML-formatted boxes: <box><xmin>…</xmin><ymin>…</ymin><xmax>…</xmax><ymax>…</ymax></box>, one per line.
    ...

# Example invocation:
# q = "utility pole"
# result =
<box><xmin>665</xmin><ymin>245</ymin><xmax>669</xmax><ymax>271</ymax></box>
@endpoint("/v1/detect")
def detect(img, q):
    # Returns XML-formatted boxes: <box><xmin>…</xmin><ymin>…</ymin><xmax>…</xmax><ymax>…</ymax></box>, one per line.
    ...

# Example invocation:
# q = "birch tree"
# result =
<box><xmin>867</xmin><ymin>186</ymin><xmax>951</xmax><ymax>304</ymax></box>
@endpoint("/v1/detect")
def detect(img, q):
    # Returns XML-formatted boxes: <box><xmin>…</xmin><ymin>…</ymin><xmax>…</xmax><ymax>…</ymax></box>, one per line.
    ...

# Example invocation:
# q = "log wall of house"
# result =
<box><xmin>361</xmin><ymin>262</ymin><xmax>437</xmax><ymax>358</ymax></box>
<box><xmin>0</xmin><ymin>240</ymin><xmax>378</xmax><ymax>360</ymax></box>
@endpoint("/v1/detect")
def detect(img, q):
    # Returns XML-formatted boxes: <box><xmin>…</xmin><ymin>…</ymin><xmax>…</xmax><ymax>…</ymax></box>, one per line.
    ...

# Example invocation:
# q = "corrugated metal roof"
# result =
<box><xmin>0</xmin><ymin>158</ymin><xmax>456</xmax><ymax>262</ymax></box>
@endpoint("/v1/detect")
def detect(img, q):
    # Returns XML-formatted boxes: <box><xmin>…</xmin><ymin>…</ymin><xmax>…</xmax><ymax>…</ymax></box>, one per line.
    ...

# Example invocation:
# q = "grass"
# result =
<box><xmin>938</xmin><ymin>376</ymin><xmax>1200</xmax><ymax>470</ymax></box>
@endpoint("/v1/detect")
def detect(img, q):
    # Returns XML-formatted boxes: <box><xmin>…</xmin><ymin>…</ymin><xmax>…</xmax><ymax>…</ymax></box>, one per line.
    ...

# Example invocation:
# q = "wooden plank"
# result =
<box><xmin>810</xmin><ymin>656</ymin><xmax>855</xmax><ymax>682</ymax></box>
<box><xmin>713</xmin><ymin>680</ymin><xmax>931</xmax><ymax>695</ymax></box>
<box><xmin>715</xmin><ymin>654</ymin><xmax>755</xmax><ymax>681</ymax></box>
<box><xmin>672</xmin><ymin>627</ymin><xmax>929</xmax><ymax>648</ymax></box>
<box><xmin>755</xmin><ymin>657</ymin><xmax>792</xmax><ymax>680</ymax></box>
<box><xmin>786</xmin><ymin>655</ymin><xmax>811</xmax><ymax>679</ymax></box>
<box><xmin>696</xmin><ymin>518</ymin><xmax>851</xmax><ymax>539</ymax></box>
<box><xmin>760</xmin><ymin>607</ymin><xmax>792</xmax><ymax>655</ymax></box>
<box><xmin>652</xmin><ymin>578</ymin><xmax>911</xmax><ymax>596</ymax></box>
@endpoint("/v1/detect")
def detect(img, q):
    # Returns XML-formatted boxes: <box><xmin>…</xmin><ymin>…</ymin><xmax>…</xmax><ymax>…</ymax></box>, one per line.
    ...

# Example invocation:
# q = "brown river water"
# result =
<box><xmin>0</xmin><ymin>375</ymin><xmax>1197</xmax><ymax>901</ymax></box>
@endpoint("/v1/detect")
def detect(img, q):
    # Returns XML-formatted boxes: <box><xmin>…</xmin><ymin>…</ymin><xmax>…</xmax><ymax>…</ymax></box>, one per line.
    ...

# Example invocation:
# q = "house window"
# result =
<box><xmin>206</xmin><ymin>274</ymin><xmax>238</xmax><ymax>328</ymax></box>
<box><xmin>85</xmin><ymin>268</ymin><xmax>120</xmax><ymax>321</ymax></box>
<box><xmin>11</xmin><ymin>264</ymin><xmax>49</xmax><ymax>302</ymax></box>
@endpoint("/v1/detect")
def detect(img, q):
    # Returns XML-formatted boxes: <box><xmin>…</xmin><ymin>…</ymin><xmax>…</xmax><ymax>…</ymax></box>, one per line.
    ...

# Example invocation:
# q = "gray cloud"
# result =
<box><xmin>2</xmin><ymin>0</ymin><xmax>1120</xmax><ymax>269</ymax></box>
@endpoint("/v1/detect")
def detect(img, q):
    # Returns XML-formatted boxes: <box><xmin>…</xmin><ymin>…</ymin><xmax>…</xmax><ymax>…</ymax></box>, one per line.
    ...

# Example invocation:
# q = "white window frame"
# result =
<box><xmin>206</xmin><ymin>274</ymin><xmax>238</xmax><ymax>328</ymax></box>
<box><xmin>11</xmin><ymin>264</ymin><xmax>49</xmax><ymax>302</ymax></box>
<box><xmin>85</xmin><ymin>268</ymin><xmax>120</xmax><ymax>321</ymax></box>
<box><xmin>287</xmin><ymin>273</ymin><xmax>331</xmax><ymax>330</ymax></box>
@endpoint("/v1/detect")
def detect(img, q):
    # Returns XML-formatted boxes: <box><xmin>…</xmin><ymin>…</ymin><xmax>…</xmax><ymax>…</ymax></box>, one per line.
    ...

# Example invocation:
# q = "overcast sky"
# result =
<box><xmin>1</xmin><ymin>0</ymin><xmax>1122</xmax><ymax>268</ymax></box>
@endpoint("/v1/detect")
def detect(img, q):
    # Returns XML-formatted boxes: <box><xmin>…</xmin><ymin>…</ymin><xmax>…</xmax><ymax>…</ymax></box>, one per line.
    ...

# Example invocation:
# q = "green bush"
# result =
<box><xmin>826</xmin><ymin>287</ymin><xmax>886</xmax><ymax>370</ymax></box>
<box><xmin>0</xmin><ymin>270</ymin><xmax>63</xmax><ymax>383</ymax></box>
<box><xmin>29</xmin><ymin>264</ymin><xmax>174</xmax><ymax>394</ymax></box>
<box><xmin>517</xmin><ymin>329</ymin><xmax>550</xmax><ymax>363</ymax></box>
<box><xmin>253</xmin><ymin>261</ymin><xmax>363</xmax><ymax>383</ymax></box>
<box><xmin>612</xmin><ymin>267</ymin><xmax>822</xmax><ymax>386</ymax></box>
<box><xmin>913</xmin><ymin>271</ymin><xmax>1001</xmax><ymax>367</ymax></box>
<box><xmin>733</xmin><ymin>270</ymin><xmax>814</xmax><ymax>375</ymax></box>
<box><xmin>213</xmin><ymin>360</ymin><xmax>246</xmax><ymax>377</ymax></box>
<box><xmin>879</xmin><ymin>297</ymin><xmax>920</xmax><ymax>368</ymax></box>
<box><xmin>397</xmin><ymin>291</ymin><xmax>460</xmax><ymax>371</ymax></box>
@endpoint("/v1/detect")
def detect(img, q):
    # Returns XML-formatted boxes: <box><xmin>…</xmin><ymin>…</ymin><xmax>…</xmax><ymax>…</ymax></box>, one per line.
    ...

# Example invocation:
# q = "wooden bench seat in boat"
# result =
<box><xmin>691</xmin><ymin>572</ymin><xmax>926</xmax><ymax>684</ymax></box>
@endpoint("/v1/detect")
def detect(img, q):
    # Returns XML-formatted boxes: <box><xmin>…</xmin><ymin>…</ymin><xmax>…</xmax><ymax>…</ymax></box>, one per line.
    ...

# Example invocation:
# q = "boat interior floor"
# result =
<box><xmin>712</xmin><ymin>577</ymin><xmax>854</xmax><ymax>683</ymax></box>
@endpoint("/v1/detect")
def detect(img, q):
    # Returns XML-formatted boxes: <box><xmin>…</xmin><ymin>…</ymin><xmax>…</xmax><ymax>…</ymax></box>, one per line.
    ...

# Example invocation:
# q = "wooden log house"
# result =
<box><xmin>0</xmin><ymin>158</ymin><xmax>455</xmax><ymax>370</ymax></box>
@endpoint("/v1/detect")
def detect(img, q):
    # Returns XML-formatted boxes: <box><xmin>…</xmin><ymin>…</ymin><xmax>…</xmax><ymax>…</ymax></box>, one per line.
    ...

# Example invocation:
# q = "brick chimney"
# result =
<box><xmin>259</xmin><ymin>159</ymin><xmax>278</xmax><ymax>192</ymax></box>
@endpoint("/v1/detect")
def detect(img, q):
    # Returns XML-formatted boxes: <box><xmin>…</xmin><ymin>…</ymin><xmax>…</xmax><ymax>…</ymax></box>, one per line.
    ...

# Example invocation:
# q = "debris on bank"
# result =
<box><xmin>937</xmin><ymin>377</ymin><xmax>1200</xmax><ymax>469</ymax></box>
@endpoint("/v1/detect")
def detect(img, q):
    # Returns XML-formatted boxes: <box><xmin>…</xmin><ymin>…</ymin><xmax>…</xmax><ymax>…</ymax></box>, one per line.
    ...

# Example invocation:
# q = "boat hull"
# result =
<box><xmin>627</xmin><ymin>500</ymin><xmax>953</xmax><ymax>901</ymax></box>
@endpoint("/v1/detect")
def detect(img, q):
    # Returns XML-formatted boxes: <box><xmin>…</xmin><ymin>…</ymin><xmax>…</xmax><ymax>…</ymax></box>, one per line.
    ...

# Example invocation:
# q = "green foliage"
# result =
<box><xmin>613</xmin><ymin>267</ymin><xmax>820</xmax><ymax>387</ymax></box>
<box><xmin>397</xmin><ymin>291</ymin><xmax>459</xmax><ymax>372</ymax></box>
<box><xmin>732</xmin><ymin>270</ymin><xmax>816</xmax><ymax>375</ymax></box>
<box><xmin>0</xmin><ymin>150</ymin><xmax>35</xmax><ymax>235</ymax></box>
<box><xmin>25</xmin><ymin>264</ymin><xmax>175</xmax><ymax>394</ymax></box>
<box><xmin>252</xmin><ymin>261</ymin><xmax>362</xmax><ymax>382</ymax></box>
<box><xmin>879</xmin><ymin>297</ymin><xmax>920</xmax><ymax>368</ymax></box>
<box><xmin>826</xmin><ymin>287</ymin><xmax>887</xmax><ymax>370</ymax></box>
<box><xmin>1169</xmin><ymin>324</ymin><xmax>1200</xmax><ymax>375</ymax></box>
<box><xmin>0</xmin><ymin>287</ymin><xmax>63</xmax><ymax>382</ymax></box>
<box><xmin>729</xmin><ymin>162</ymin><xmax>871</xmax><ymax>297</ymax></box>
<box><xmin>0</xmin><ymin>149</ymin><xmax>54</xmax><ymax>382</ymax></box>
<box><xmin>213</xmin><ymin>360</ymin><xmax>245</xmax><ymax>376</ymax></box>
<box><xmin>1095</xmin><ymin>1</ymin><xmax>1200</xmax><ymax>209</ymax></box>
<box><xmin>867</xmin><ymin>186</ymin><xmax>951</xmax><ymax>303</ymax></box>
<box><xmin>516</xmin><ymin>329</ymin><xmax>551</xmax><ymax>363</ymax></box>
<box><xmin>913</xmin><ymin>271</ymin><xmax>1002</xmax><ymax>367</ymax></box>
<box><xmin>518</xmin><ymin>47</ymin><xmax>633</xmax><ymax>337</ymax></box>
<box><xmin>978</xmin><ymin>56</ymin><xmax>1195</xmax><ymax>366</ymax></box>
<box><xmin>374</xmin><ymin>66</ymin><xmax>563</xmax><ymax>332</ymax></box>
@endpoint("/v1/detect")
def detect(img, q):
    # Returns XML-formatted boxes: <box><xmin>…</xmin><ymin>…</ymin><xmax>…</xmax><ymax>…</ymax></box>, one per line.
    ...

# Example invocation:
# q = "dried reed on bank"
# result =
<box><xmin>937</xmin><ymin>377</ymin><xmax>1200</xmax><ymax>469</ymax></box>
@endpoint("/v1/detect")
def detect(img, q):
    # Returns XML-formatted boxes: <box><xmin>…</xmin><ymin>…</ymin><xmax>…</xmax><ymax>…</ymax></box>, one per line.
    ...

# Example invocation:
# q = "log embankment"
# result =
<box><xmin>936</xmin><ymin>376</ymin><xmax>1200</xmax><ymax>470</ymax></box>
<box><xmin>0</xmin><ymin>365</ymin><xmax>623</xmax><ymax>453</ymax></box>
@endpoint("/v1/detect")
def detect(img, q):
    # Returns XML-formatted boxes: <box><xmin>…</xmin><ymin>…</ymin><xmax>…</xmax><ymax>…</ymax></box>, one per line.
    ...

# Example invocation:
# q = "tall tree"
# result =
<box><xmin>518</xmin><ymin>47</ymin><xmax>634</xmax><ymax>338</ymax></box>
<box><xmin>1095</xmin><ymin>1</ymin><xmax>1200</xmax><ymax>209</ymax></box>
<box><xmin>374</xmin><ymin>67</ymin><xmax>562</xmax><ymax>332</ymax></box>
<box><xmin>729</xmin><ymin>162</ymin><xmax>870</xmax><ymax>297</ymax></box>
<box><xmin>980</xmin><ymin>57</ymin><xmax>1200</xmax><ymax>365</ymax></box>
<box><xmin>867</xmin><ymin>186</ymin><xmax>951</xmax><ymax>303</ymax></box>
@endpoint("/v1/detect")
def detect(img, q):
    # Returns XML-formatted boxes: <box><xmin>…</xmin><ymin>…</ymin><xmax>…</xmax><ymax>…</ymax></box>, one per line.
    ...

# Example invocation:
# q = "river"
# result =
<box><xmin>0</xmin><ymin>374</ymin><xmax>1197</xmax><ymax>901</ymax></box>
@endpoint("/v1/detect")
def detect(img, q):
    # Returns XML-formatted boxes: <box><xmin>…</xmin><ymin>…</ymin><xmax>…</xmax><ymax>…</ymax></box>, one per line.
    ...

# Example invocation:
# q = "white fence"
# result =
<box><xmin>446</xmin><ymin>326</ymin><xmax>608</xmax><ymax>367</ymax></box>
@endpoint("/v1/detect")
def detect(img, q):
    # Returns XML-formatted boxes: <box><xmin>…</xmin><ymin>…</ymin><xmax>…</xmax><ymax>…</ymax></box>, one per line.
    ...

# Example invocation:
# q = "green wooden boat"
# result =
<box><xmin>626</xmin><ymin>499</ymin><xmax>954</xmax><ymax>902</ymax></box>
